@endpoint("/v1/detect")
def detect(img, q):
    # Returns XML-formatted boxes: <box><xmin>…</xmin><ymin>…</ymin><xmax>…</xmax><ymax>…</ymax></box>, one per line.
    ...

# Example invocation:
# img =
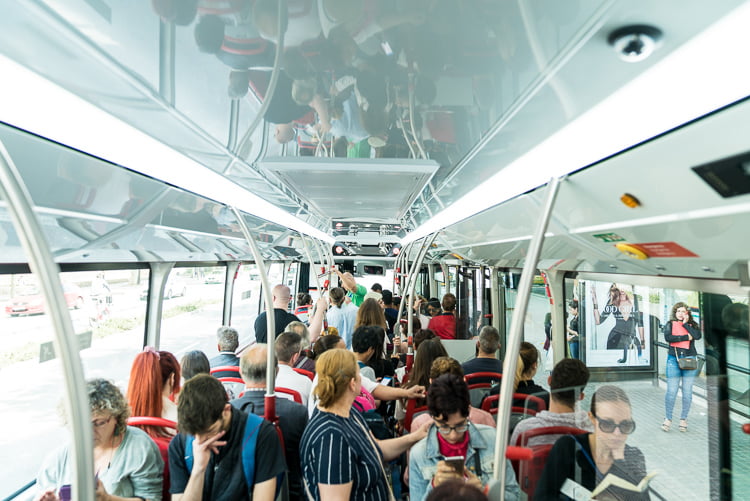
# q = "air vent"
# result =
<box><xmin>692</xmin><ymin>151</ymin><xmax>750</xmax><ymax>198</ymax></box>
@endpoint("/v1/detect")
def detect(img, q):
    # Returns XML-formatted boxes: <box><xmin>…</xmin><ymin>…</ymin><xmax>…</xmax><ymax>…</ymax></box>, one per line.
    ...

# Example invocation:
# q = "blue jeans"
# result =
<box><xmin>569</xmin><ymin>340</ymin><xmax>579</xmax><ymax>359</ymax></box>
<box><xmin>665</xmin><ymin>354</ymin><xmax>698</xmax><ymax>420</ymax></box>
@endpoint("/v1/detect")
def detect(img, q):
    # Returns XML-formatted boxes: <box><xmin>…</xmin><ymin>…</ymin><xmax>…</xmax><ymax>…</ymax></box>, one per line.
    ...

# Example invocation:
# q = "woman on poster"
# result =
<box><xmin>592</xmin><ymin>284</ymin><xmax>645</xmax><ymax>364</ymax></box>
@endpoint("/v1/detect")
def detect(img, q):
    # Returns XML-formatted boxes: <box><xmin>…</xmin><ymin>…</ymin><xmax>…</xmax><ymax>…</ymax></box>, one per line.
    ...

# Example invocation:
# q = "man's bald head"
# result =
<box><xmin>272</xmin><ymin>284</ymin><xmax>292</xmax><ymax>308</ymax></box>
<box><xmin>240</xmin><ymin>343</ymin><xmax>274</xmax><ymax>384</ymax></box>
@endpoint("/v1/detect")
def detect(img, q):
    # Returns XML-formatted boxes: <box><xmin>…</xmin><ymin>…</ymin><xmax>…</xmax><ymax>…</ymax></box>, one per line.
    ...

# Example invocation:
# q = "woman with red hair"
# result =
<box><xmin>127</xmin><ymin>347</ymin><xmax>181</xmax><ymax>500</ymax></box>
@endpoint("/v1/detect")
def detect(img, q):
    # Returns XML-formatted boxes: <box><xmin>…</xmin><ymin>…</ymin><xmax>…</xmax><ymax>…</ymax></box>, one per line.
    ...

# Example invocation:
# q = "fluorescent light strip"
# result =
<box><xmin>571</xmin><ymin>200</ymin><xmax>750</xmax><ymax>234</ymax></box>
<box><xmin>0</xmin><ymin>54</ymin><xmax>333</xmax><ymax>244</ymax></box>
<box><xmin>403</xmin><ymin>2</ymin><xmax>750</xmax><ymax>245</ymax></box>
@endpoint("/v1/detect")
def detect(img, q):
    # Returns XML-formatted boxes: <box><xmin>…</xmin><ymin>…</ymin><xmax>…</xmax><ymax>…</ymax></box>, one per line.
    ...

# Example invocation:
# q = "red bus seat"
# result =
<box><xmin>275</xmin><ymin>386</ymin><xmax>303</xmax><ymax>404</ymax></box>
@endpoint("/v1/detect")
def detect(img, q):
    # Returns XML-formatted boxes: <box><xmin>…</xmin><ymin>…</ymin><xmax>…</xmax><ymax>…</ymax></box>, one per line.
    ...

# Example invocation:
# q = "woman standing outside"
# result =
<box><xmin>566</xmin><ymin>299</ymin><xmax>580</xmax><ymax>359</ymax></box>
<box><xmin>662</xmin><ymin>302</ymin><xmax>701</xmax><ymax>432</ymax></box>
<box><xmin>300</xmin><ymin>349</ymin><xmax>429</xmax><ymax>500</ymax></box>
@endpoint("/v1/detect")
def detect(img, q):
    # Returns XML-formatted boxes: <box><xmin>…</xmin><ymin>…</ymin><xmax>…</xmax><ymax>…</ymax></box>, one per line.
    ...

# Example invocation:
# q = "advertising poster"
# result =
<box><xmin>585</xmin><ymin>281</ymin><xmax>652</xmax><ymax>368</ymax></box>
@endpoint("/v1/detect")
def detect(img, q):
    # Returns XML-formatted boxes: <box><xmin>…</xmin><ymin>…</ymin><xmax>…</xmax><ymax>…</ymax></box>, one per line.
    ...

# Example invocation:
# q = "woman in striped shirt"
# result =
<box><xmin>300</xmin><ymin>349</ymin><xmax>429</xmax><ymax>500</ymax></box>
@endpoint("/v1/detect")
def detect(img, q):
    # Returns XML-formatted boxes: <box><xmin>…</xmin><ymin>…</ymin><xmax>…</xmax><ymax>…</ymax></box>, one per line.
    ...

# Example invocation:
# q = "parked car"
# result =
<box><xmin>140</xmin><ymin>276</ymin><xmax>188</xmax><ymax>300</ymax></box>
<box><xmin>5</xmin><ymin>283</ymin><xmax>85</xmax><ymax>316</ymax></box>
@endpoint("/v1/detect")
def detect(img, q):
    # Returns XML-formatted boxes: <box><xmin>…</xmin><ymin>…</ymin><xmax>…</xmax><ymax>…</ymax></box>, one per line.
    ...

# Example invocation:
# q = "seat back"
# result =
<box><xmin>211</xmin><ymin>367</ymin><xmax>244</xmax><ymax>399</ymax></box>
<box><xmin>275</xmin><ymin>386</ymin><xmax>303</xmax><ymax>404</ymax></box>
<box><xmin>403</xmin><ymin>398</ymin><xmax>427</xmax><ymax>433</ymax></box>
<box><xmin>481</xmin><ymin>393</ymin><xmax>546</xmax><ymax>414</ymax></box>
<box><xmin>512</xmin><ymin>426</ymin><xmax>588</xmax><ymax>499</ymax></box>
<box><xmin>465</xmin><ymin>372</ymin><xmax>502</xmax><ymax>408</ymax></box>
<box><xmin>127</xmin><ymin>417</ymin><xmax>178</xmax><ymax>501</ymax></box>
<box><xmin>210</xmin><ymin>365</ymin><xmax>241</xmax><ymax>378</ymax></box>
<box><xmin>292</xmin><ymin>367</ymin><xmax>314</xmax><ymax>381</ymax></box>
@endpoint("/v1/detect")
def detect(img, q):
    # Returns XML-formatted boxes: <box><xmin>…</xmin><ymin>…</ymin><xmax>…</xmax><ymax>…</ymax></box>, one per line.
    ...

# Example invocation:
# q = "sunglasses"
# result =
<box><xmin>596</xmin><ymin>417</ymin><xmax>636</xmax><ymax>434</ymax></box>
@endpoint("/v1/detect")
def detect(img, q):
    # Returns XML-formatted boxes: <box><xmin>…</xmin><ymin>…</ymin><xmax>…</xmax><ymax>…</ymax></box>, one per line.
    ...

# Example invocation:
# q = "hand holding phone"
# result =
<box><xmin>443</xmin><ymin>456</ymin><xmax>465</xmax><ymax>475</ymax></box>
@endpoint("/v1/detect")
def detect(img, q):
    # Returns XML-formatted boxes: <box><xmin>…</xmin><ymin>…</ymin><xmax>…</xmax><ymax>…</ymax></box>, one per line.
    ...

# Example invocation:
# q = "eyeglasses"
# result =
<box><xmin>596</xmin><ymin>417</ymin><xmax>636</xmax><ymax>434</ymax></box>
<box><xmin>435</xmin><ymin>419</ymin><xmax>469</xmax><ymax>435</ymax></box>
<box><xmin>91</xmin><ymin>416</ymin><xmax>112</xmax><ymax>428</ymax></box>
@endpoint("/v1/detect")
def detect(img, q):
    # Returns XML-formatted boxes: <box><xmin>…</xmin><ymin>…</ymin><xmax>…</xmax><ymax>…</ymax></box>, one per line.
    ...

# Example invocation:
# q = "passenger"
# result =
<box><xmin>513</xmin><ymin>341</ymin><xmax>551</xmax><ymax>410</ymax></box>
<box><xmin>352</xmin><ymin>325</ymin><xmax>381</xmax><ymax>381</ymax></box>
<box><xmin>566</xmin><ymin>300</ymin><xmax>581</xmax><ymax>360</ymax></box>
<box><xmin>425</xmin><ymin>480</ymin><xmax>489</xmax><ymax>501</ymax></box>
<box><xmin>382</xmin><ymin>289</ymin><xmax>399</xmax><ymax>334</ymax></box>
<box><xmin>293</xmin><ymin>292</ymin><xmax>313</xmax><ymax>323</ymax></box>
<box><xmin>128</xmin><ymin>347</ymin><xmax>181</xmax><ymax>426</ymax></box>
<box><xmin>168</xmin><ymin>374</ymin><xmax>285</xmax><ymax>500</ymax></box>
<box><xmin>300</xmin><ymin>349</ymin><xmax>430</xmax><ymax>500</ymax></box>
<box><xmin>662</xmin><ymin>302</ymin><xmax>702</xmax><ymax>433</ymax></box>
<box><xmin>355</xmin><ymin>296</ymin><xmax>389</xmax><ymax>353</ymax></box>
<box><xmin>425</xmin><ymin>298</ymin><xmax>442</xmax><ymax>318</ymax></box>
<box><xmin>326</xmin><ymin>286</ymin><xmax>358</xmax><ymax>348</ymax></box>
<box><xmin>334</xmin><ymin>268</ymin><xmax>367</xmax><ymax>306</ymax></box>
<box><xmin>411</xmin><ymin>357</ymin><xmax>495</xmax><ymax>431</ymax></box>
<box><xmin>535</xmin><ymin>385</ymin><xmax>650</xmax><ymax>500</ymax></box>
<box><xmin>209</xmin><ymin>326</ymin><xmax>240</xmax><ymax>377</ymax></box>
<box><xmin>395</xmin><ymin>338</ymin><xmax>449</xmax><ymax>427</ymax></box>
<box><xmin>289</xmin><ymin>296</ymin><xmax>328</xmax><ymax>345</ymax></box>
<box><xmin>36</xmin><ymin>378</ymin><xmax>163</xmax><ymax>501</ymax></box>
<box><xmin>393</xmin><ymin>315</ymin><xmax>422</xmax><ymax>356</ymax></box>
<box><xmin>231</xmin><ymin>344</ymin><xmax>308</xmax><ymax>500</ymax></box>
<box><xmin>371</xmin><ymin>283</ymin><xmax>383</xmax><ymax>293</ymax></box>
<box><xmin>461</xmin><ymin>325</ymin><xmax>503</xmax><ymax>376</ymax></box>
<box><xmin>274</xmin><ymin>331</ymin><xmax>313</xmax><ymax>405</ymax></box>
<box><xmin>428</xmin><ymin>293</ymin><xmax>457</xmax><ymax>340</ymax></box>
<box><xmin>253</xmin><ymin>284</ymin><xmax>300</xmax><ymax>344</ymax></box>
<box><xmin>409</xmin><ymin>374</ymin><xmax>520</xmax><ymax>501</ymax></box>
<box><xmin>366</xmin><ymin>324</ymin><xmax>397</xmax><ymax>381</ymax></box>
<box><xmin>311</xmin><ymin>333</ymin><xmax>346</xmax><ymax>359</ymax></box>
<box><xmin>180</xmin><ymin>350</ymin><xmax>210</xmax><ymax>381</ymax></box>
<box><xmin>510</xmin><ymin>358</ymin><xmax>593</xmax><ymax>447</ymax></box>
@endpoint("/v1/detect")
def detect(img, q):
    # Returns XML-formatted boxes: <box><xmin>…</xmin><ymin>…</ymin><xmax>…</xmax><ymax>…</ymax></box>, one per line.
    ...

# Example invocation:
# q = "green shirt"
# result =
<box><xmin>349</xmin><ymin>284</ymin><xmax>367</xmax><ymax>307</ymax></box>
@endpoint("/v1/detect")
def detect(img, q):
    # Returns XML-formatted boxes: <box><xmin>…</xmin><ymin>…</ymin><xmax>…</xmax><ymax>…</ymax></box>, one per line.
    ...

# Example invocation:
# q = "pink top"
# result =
<box><xmin>410</xmin><ymin>406</ymin><xmax>495</xmax><ymax>431</ymax></box>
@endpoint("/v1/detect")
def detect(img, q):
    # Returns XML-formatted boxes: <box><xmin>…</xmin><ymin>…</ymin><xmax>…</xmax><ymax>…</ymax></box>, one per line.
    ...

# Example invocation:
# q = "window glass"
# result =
<box><xmin>504</xmin><ymin>272</ymin><xmax>552</xmax><ymax>373</ymax></box>
<box><xmin>231</xmin><ymin>263</ymin><xmax>261</xmax><ymax>344</ymax></box>
<box><xmin>158</xmin><ymin>266</ymin><xmax>226</xmax><ymax>362</ymax></box>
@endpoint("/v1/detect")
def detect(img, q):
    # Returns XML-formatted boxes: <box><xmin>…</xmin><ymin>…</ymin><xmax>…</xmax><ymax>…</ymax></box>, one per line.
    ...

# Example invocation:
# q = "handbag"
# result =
<box><xmin>674</xmin><ymin>346</ymin><xmax>698</xmax><ymax>371</ymax></box>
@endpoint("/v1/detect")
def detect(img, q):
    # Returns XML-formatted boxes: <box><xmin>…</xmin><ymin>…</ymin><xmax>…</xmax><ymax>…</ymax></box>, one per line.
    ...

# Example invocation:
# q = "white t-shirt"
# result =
<box><xmin>276</xmin><ymin>364</ymin><xmax>313</xmax><ymax>406</ymax></box>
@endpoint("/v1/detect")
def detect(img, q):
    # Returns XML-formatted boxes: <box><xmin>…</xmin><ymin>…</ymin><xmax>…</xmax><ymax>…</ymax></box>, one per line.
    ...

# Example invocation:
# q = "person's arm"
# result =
<box><xmin>685</xmin><ymin>323</ymin><xmax>702</xmax><ymax>341</ymax></box>
<box><xmin>534</xmin><ymin>436</ymin><xmax>575</xmax><ymax>500</ymax></box>
<box><xmin>310</xmin><ymin>94</ymin><xmax>331</xmax><ymax>134</ymax></box>
<box><xmin>252</xmin><ymin>477</ymin><xmax>277</xmax><ymax>501</ymax></box>
<box><xmin>376</xmin><ymin>420</ymin><xmax>430</xmax><ymax>461</ymax></box>
<box><xmin>663</xmin><ymin>321</ymin><xmax>690</xmax><ymax>344</ymax></box>
<box><xmin>318</xmin><ymin>483</ymin><xmax>353</xmax><ymax>500</ymax></box>
<box><xmin>308</xmin><ymin>296</ymin><xmax>328</xmax><ymax>343</ymax></box>
<box><xmin>371</xmin><ymin>383</ymin><xmax>425</xmax><ymax>402</ymax></box>
<box><xmin>333</xmin><ymin>268</ymin><xmax>357</xmax><ymax>293</ymax></box>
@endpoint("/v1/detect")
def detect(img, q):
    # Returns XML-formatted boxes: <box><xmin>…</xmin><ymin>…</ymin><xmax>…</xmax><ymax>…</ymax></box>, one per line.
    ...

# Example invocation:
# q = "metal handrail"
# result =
<box><xmin>2</xmin><ymin>480</ymin><xmax>36</xmax><ymax>501</ymax></box>
<box><xmin>491</xmin><ymin>177</ymin><xmax>560</xmax><ymax>499</ymax></box>
<box><xmin>0</xmin><ymin>141</ymin><xmax>95</xmax><ymax>499</ymax></box>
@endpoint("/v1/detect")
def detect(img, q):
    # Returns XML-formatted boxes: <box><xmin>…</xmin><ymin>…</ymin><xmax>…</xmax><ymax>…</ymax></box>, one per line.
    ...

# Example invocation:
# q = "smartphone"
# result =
<box><xmin>58</xmin><ymin>485</ymin><xmax>72</xmax><ymax>501</ymax></box>
<box><xmin>444</xmin><ymin>456</ymin><xmax>465</xmax><ymax>475</ymax></box>
<box><xmin>381</xmin><ymin>376</ymin><xmax>393</xmax><ymax>386</ymax></box>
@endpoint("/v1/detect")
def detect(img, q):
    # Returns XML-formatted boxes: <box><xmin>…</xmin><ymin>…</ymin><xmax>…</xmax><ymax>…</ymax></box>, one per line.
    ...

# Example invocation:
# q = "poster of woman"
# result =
<box><xmin>586</xmin><ymin>281</ymin><xmax>651</xmax><ymax>368</ymax></box>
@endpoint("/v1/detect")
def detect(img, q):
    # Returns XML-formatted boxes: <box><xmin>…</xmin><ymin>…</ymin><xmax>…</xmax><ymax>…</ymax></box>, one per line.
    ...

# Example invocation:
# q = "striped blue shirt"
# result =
<box><xmin>300</xmin><ymin>408</ymin><xmax>390</xmax><ymax>501</ymax></box>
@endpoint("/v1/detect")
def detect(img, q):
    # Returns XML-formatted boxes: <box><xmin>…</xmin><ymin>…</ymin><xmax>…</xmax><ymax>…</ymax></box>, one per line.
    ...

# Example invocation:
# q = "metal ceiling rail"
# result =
<box><xmin>0</xmin><ymin>140</ymin><xmax>95</xmax><ymax>500</ymax></box>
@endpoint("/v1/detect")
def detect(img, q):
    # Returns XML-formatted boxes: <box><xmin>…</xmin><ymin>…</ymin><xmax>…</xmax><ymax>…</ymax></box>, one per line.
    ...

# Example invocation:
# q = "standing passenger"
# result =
<box><xmin>253</xmin><ymin>284</ymin><xmax>300</xmax><ymax>344</ymax></box>
<box><xmin>428</xmin><ymin>293</ymin><xmax>457</xmax><ymax>340</ymax></box>
<box><xmin>326</xmin><ymin>286</ymin><xmax>358</xmax><ymax>348</ymax></box>
<box><xmin>168</xmin><ymin>374</ymin><xmax>285</xmax><ymax>500</ymax></box>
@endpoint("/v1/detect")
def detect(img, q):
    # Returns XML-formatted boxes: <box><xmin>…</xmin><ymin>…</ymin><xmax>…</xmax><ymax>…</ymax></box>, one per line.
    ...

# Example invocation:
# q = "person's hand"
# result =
<box><xmin>191</xmin><ymin>430</ymin><xmax>226</xmax><ymax>472</ymax></box>
<box><xmin>610</xmin><ymin>439</ymin><xmax>626</xmax><ymax>461</ymax></box>
<box><xmin>433</xmin><ymin>461</ymin><xmax>463</xmax><ymax>488</ymax></box>
<box><xmin>316</xmin><ymin>296</ymin><xmax>328</xmax><ymax>310</ymax></box>
<box><xmin>464</xmin><ymin>468</ymin><xmax>483</xmax><ymax>490</ymax></box>
<box><xmin>37</xmin><ymin>490</ymin><xmax>59</xmax><ymax>501</ymax></box>
<box><xmin>411</xmin><ymin>418</ymin><xmax>432</xmax><ymax>443</ymax></box>
<box><xmin>315</xmin><ymin>120</ymin><xmax>331</xmax><ymax>135</ymax></box>
<box><xmin>94</xmin><ymin>479</ymin><xmax>110</xmax><ymax>501</ymax></box>
<box><xmin>405</xmin><ymin>385</ymin><xmax>426</xmax><ymax>399</ymax></box>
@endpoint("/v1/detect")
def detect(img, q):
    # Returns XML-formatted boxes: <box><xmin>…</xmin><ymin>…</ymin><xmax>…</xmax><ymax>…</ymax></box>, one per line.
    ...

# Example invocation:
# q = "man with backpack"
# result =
<box><xmin>168</xmin><ymin>374</ymin><xmax>285</xmax><ymax>500</ymax></box>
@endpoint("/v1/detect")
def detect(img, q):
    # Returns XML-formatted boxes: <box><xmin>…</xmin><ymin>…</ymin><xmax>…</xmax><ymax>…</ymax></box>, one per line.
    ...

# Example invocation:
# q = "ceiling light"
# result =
<box><xmin>0</xmin><ymin>54</ymin><xmax>333</xmax><ymax>244</ymax></box>
<box><xmin>403</xmin><ymin>2</ymin><xmax>750</xmax><ymax>245</ymax></box>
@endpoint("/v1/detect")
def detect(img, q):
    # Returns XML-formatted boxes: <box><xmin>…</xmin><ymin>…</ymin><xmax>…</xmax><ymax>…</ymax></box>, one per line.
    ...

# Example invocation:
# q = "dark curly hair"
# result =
<box><xmin>427</xmin><ymin>374</ymin><xmax>470</xmax><ymax>419</ymax></box>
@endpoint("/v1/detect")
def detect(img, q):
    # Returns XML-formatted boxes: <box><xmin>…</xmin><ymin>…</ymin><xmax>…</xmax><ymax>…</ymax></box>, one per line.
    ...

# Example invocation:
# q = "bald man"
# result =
<box><xmin>253</xmin><ymin>284</ymin><xmax>300</xmax><ymax>344</ymax></box>
<box><xmin>230</xmin><ymin>344</ymin><xmax>308</xmax><ymax>499</ymax></box>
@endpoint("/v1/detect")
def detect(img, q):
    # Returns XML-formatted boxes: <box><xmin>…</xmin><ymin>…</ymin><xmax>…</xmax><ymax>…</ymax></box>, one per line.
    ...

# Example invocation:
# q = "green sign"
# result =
<box><xmin>592</xmin><ymin>232</ymin><xmax>626</xmax><ymax>243</ymax></box>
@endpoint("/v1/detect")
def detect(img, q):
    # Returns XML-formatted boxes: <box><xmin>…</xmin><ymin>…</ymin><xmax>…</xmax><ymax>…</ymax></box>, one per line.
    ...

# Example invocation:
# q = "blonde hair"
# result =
<box><xmin>514</xmin><ymin>342</ymin><xmax>539</xmax><ymax>391</ymax></box>
<box><xmin>314</xmin><ymin>349</ymin><xmax>358</xmax><ymax>408</ymax></box>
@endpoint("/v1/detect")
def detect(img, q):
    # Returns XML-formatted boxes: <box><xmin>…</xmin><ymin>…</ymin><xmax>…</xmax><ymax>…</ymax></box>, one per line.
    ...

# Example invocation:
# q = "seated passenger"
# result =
<box><xmin>168</xmin><ymin>374</ymin><xmax>285</xmax><ymax>500</ymax></box>
<box><xmin>284</xmin><ymin>321</ymin><xmax>317</xmax><ymax>372</ymax></box>
<box><xmin>36</xmin><ymin>379</ymin><xmax>163</xmax><ymax>501</ymax></box>
<box><xmin>510</xmin><ymin>358</ymin><xmax>593</xmax><ymax>447</ymax></box>
<box><xmin>395</xmin><ymin>338</ymin><xmax>448</xmax><ymax>428</ymax></box>
<box><xmin>231</xmin><ymin>344</ymin><xmax>308</xmax><ymax>500</ymax></box>
<box><xmin>409</xmin><ymin>375</ymin><xmax>520</xmax><ymax>501</ymax></box>
<box><xmin>274</xmin><ymin>331</ymin><xmax>313</xmax><ymax>405</ymax></box>
<box><xmin>428</xmin><ymin>293</ymin><xmax>457</xmax><ymax>340</ymax></box>
<box><xmin>352</xmin><ymin>325</ymin><xmax>381</xmax><ymax>381</ymax></box>
<box><xmin>461</xmin><ymin>326</ymin><xmax>503</xmax><ymax>377</ymax></box>
<box><xmin>180</xmin><ymin>350</ymin><xmax>210</xmax><ymax>381</ymax></box>
<box><xmin>426</xmin><ymin>480</ymin><xmax>490</xmax><ymax>501</ymax></box>
<box><xmin>209</xmin><ymin>326</ymin><xmax>240</xmax><ymax>376</ymax></box>
<box><xmin>411</xmin><ymin>357</ymin><xmax>495</xmax><ymax>431</ymax></box>
<box><xmin>485</xmin><ymin>342</ymin><xmax>550</xmax><ymax>411</ymax></box>
<box><xmin>300</xmin><ymin>349</ymin><xmax>430</xmax><ymax>500</ymax></box>
<box><xmin>535</xmin><ymin>386</ymin><xmax>650</xmax><ymax>500</ymax></box>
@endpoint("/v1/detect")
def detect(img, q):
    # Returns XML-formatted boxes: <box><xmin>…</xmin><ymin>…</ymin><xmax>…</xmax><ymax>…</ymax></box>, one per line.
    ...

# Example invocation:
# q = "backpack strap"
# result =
<box><xmin>183</xmin><ymin>412</ymin><xmax>264</xmax><ymax>489</ymax></box>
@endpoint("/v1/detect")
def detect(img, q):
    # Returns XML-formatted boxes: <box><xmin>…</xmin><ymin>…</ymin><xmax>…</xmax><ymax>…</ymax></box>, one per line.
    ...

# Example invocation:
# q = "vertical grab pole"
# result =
<box><xmin>394</xmin><ymin>240</ymin><xmax>417</xmax><ymax>323</ymax></box>
<box><xmin>231</xmin><ymin>207</ymin><xmax>277</xmax><ymax>422</ymax></box>
<box><xmin>491</xmin><ymin>178</ymin><xmax>561</xmax><ymax>498</ymax></box>
<box><xmin>405</xmin><ymin>233</ymin><xmax>439</xmax><ymax>370</ymax></box>
<box><xmin>300</xmin><ymin>236</ymin><xmax>322</xmax><ymax>294</ymax></box>
<box><xmin>0</xmin><ymin>143</ymin><xmax>95</xmax><ymax>501</ymax></box>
